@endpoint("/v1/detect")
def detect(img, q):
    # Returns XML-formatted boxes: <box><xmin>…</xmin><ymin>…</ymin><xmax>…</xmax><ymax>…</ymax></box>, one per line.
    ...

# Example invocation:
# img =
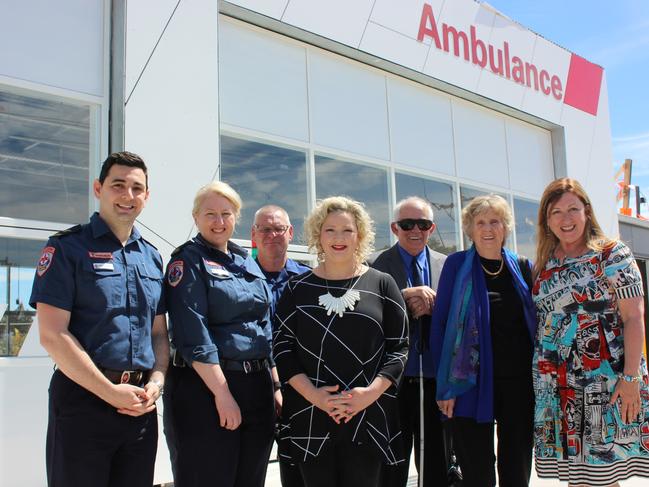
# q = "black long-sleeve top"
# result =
<box><xmin>273</xmin><ymin>267</ymin><xmax>409</xmax><ymax>465</ymax></box>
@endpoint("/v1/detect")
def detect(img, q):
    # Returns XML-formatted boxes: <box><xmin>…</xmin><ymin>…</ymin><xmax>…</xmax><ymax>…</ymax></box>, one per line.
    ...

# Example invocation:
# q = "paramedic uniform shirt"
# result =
<box><xmin>30</xmin><ymin>212</ymin><xmax>165</xmax><ymax>370</ymax></box>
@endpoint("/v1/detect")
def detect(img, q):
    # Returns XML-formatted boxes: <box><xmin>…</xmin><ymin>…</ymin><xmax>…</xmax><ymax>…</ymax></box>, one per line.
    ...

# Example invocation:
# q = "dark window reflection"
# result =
<box><xmin>459</xmin><ymin>186</ymin><xmax>509</xmax><ymax>250</ymax></box>
<box><xmin>395</xmin><ymin>173</ymin><xmax>457</xmax><ymax>255</ymax></box>
<box><xmin>220</xmin><ymin>135</ymin><xmax>308</xmax><ymax>243</ymax></box>
<box><xmin>514</xmin><ymin>198</ymin><xmax>539</xmax><ymax>260</ymax></box>
<box><xmin>315</xmin><ymin>155</ymin><xmax>390</xmax><ymax>250</ymax></box>
<box><xmin>0</xmin><ymin>91</ymin><xmax>90</xmax><ymax>223</ymax></box>
<box><xmin>0</xmin><ymin>237</ymin><xmax>43</xmax><ymax>356</ymax></box>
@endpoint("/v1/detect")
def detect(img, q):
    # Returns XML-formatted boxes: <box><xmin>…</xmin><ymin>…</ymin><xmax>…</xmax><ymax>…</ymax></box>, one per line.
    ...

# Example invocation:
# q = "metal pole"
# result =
<box><xmin>419</xmin><ymin>351</ymin><xmax>425</xmax><ymax>487</ymax></box>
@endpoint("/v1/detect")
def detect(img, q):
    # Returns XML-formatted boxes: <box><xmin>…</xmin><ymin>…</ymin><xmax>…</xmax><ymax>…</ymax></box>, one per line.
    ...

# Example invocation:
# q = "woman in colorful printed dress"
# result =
<box><xmin>273</xmin><ymin>196</ymin><xmax>409</xmax><ymax>487</ymax></box>
<box><xmin>533</xmin><ymin>177</ymin><xmax>649</xmax><ymax>486</ymax></box>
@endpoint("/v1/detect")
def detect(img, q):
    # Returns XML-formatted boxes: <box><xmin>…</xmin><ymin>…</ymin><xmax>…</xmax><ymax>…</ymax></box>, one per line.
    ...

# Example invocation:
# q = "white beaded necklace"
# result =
<box><xmin>317</xmin><ymin>264</ymin><xmax>363</xmax><ymax>318</ymax></box>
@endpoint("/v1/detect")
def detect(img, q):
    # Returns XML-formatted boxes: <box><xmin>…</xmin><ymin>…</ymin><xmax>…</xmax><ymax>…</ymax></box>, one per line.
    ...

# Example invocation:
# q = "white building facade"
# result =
<box><xmin>1</xmin><ymin>1</ymin><xmax>645</xmax><ymax>485</ymax></box>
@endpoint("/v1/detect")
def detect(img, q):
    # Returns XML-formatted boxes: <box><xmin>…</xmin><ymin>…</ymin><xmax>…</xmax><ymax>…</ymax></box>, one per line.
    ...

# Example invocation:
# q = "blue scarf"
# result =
<box><xmin>436</xmin><ymin>246</ymin><xmax>537</xmax><ymax>400</ymax></box>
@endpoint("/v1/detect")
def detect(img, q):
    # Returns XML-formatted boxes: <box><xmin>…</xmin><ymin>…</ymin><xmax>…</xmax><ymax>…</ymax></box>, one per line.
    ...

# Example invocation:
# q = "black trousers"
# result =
<box><xmin>279</xmin><ymin>452</ymin><xmax>305</xmax><ymax>487</ymax></box>
<box><xmin>298</xmin><ymin>421</ymin><xmax>382</xmax><ymax>487</ymax></box>
<box><xmin>450</xmin><ymin>376</ymin><xmax>534</xmax><ymax>487</ymax></box>
<box><xmin>162</xmin><ymin>365</ymin><xmax>179</xmax><ymax>480</ymax></box>
<box><xmin>380</xmin><ymin>377</ymin><xmax>448</xmax><ymax>487</ymax></box>
<box><xmin>165</xmin><ymin>365</ymin><xmax>275</xmax><ymax>487</ymax></box>
<box><xmin>46</xmin><ymin>370</ymin><xmax>157</xmax><ymax>487</ymax></box>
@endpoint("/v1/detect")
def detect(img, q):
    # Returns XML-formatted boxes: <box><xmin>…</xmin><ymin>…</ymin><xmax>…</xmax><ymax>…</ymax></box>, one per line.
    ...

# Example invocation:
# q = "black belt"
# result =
<box><xmin>171</xmin><ymin>349</ymin><xmax>270</xmax><ymax>374</ymax></box>
<box><xmin>100</xmin><ymin>368</ymin><xmax>149</xmax><ymax>385</ymax></box>
<box><xmin>172</xmin><ymin>349</ymin><xmax>187</xmax><ymax>368</ymax></box>
<box><xmin>220</xmin><ymin>358</ymin><xmax>270</xmax><ymax>374</ymax></box>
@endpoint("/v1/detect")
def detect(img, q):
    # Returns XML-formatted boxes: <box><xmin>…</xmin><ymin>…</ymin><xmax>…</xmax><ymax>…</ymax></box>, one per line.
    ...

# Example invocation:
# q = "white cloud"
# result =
<box><xmin>574</xmin><ymin>18</ymin><xmax>649</xmax><ymax>68</ymax></box>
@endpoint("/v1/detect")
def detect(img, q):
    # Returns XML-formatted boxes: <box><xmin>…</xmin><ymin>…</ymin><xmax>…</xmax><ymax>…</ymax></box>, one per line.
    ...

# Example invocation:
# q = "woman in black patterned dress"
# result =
<box><xmin>273</xmin><ymin>196</ymin><xmax>409</xmax><ymax>487</ymax></box>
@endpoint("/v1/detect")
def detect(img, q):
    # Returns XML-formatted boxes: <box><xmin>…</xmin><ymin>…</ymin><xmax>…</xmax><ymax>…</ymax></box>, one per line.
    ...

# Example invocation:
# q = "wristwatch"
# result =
<box><xmin>150</xmin><ymin>378</ymin><xmax>165</xmax><ymax>395</ymax></box>
<box><xmin>621</xmin><ymin>374</ymin><xmax>642</xmax><ymax>383</ymax></box>
<box><xmin>273</xmin><ymin>381</ymin><xmax>282</xmax><ymax>392</ymax></box>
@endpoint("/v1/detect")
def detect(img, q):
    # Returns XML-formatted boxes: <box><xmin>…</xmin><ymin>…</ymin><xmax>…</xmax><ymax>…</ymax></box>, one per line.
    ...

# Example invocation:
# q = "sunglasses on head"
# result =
<box><xmin>396</xmin><ymin>219</ymin><xmax>433</xmax><ymax>231</ymax></box>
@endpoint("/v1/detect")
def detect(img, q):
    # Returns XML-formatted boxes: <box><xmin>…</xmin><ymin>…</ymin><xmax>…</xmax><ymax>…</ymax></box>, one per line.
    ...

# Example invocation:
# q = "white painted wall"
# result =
<box><xmin>224</xmin><ymin>0</ymin><xmax>617</xmax><ymax>235</ymax></box>
<box><xmin>125</xmin><ymin>0</ymin><xmax>221</xmax><ymax>262</ymax></box>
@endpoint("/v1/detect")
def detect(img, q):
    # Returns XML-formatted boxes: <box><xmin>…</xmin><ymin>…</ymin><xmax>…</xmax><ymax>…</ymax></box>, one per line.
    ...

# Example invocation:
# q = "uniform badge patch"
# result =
<box><xmin>168</xmin><ymin>260</ymin><xmax>184</xmax><ymax>287</ymax></box>
<box><xmin>89</xmin><ymin>251</ymin><xmax>113</xmax><ymax>259</ymax></box>
<box><xmin>37</xmin><ymin>246</ymin><xmax>56</xmax><ymax>276</ymax></box>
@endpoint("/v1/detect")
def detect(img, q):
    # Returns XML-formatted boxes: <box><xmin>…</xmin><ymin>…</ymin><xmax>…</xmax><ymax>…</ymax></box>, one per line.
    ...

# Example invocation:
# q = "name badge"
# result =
<box><xmin>203</xmin><ymin>259</ymin><xmax>230</xmax><ymax>278</ymax></box>
<box><xmin>93</xmin><ymin>262</ymin><xmax>115</xmax><ymax>271</ymax></box>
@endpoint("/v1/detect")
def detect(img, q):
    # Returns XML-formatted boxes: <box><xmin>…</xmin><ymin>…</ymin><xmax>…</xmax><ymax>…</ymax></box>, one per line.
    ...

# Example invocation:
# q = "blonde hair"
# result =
<box><xmin>192</xmin><ymin>181</ymin><xmax>242</xmax><ymax>219</ymax></box>
<box><xmin>462</xmin><ymin>194</ymin><xmax>514</xmax><ymax>244</ymax></box>
<box><xmin>534</xmin><ymin>178</ymin><xmax>615</xmax><ymax>277</ymax></box>
<box><xmin>304</xmin><ymin>196</ymin><xmax>375</xmax><ymax>263</ymax></box>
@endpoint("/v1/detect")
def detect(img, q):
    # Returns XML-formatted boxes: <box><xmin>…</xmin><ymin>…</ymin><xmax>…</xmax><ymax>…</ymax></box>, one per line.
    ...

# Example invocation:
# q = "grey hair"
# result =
<box><xmin>393</xmin><ymin>196</ymin><xmax>434</xmax><ymax>221</ymax></box>
<box><xmin>253</xmin><ymin>205</ymin><xmax>291</xmax><ymax>225</ymax></box>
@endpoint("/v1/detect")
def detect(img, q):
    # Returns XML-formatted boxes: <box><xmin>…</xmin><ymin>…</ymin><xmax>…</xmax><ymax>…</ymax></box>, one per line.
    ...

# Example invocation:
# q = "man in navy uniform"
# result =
<box><xmin>251</xmin><ymin>205</ymin><xmax>309</xmax><ymax>487</ymax></box>
<box><xmin>31</xmin><ymin>151</ymin><xmax>169</xmax><ymax>487</ymax></box>
<box><xmin>369</xmin><ymin>197</ymin><xmax>448</xmax><ymax>487</ymax></box>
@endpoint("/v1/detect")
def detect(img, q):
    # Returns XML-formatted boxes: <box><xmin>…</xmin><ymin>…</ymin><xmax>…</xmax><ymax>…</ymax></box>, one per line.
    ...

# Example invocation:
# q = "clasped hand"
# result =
<box><xmin>311</xmin><ymin>384</ymin><xmax>378</xmax><ymax>424</ymax></box>
<box><xmin>113</xmin><ymin>383</ymin><xmax>159</xmax><ymax>417</ymax></box>
<box><xmin>403</xmin><ymin>286</ymin><xmax>436</xmax><ymax>319</ymax></box>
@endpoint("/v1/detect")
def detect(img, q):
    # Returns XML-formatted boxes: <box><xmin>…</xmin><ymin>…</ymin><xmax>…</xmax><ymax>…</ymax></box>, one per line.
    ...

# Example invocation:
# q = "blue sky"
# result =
<box><xmin>485</xmin><ymin>0</ymin><xmax>649</xmax><ymax>216</ymax></box>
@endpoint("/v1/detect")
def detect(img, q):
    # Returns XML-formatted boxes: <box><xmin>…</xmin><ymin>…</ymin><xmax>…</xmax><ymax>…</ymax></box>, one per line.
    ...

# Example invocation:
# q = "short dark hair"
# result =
<box><xmin>98</xmin><ymin>151</ymin><xmax>148</xmax><ymax>187</ymax></box>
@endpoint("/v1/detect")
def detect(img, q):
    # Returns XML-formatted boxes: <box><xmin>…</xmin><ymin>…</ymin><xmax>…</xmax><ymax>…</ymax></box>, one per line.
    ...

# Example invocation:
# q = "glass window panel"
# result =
<box><xmin>459</xmin><ymin>185</ymin><xmax>509</xmax><ymax>250</ymax></box>
<box><xmin>220</xmin><ymin>135</ymin><xmax>308</xmax><ymax>243</ymax></box>
<box><xmin>0</xmin><ymin>237</ymin><xmax>43</xmax><ymax>356</ymax></box>
<box><xmin>395</xmin><ymin>173</ymin><xmax>458</xmax><ymax>255</ymax></box>
<box><xmin>0</xmin><ymin>90</ymin><xmax>91</xmax><ymax>223</ymax></box>
<box><xmin>514</xmin><ymin>198</ymin><xmax>540</xmax><ymax>260</ymax></box>
<box><xmin>315</xmin><ymin>155</ymin><xmax>390</xmax><ymax>250</ymax></box>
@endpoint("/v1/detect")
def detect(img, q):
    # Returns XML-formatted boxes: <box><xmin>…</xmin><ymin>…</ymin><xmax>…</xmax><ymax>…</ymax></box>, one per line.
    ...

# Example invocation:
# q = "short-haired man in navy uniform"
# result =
<box><xmin>31</xmin><ymin>151</ymin><xmax>169</xmax><ymax>487</ymax></box>
<box><xmin>251</xmin><ymin>205</ymin><xmax>309</xmax><ymax>487</ymax></box>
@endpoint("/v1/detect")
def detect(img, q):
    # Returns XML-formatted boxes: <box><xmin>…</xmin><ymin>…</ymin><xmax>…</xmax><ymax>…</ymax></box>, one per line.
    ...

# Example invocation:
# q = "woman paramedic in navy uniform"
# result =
<box><xmin>164</xmin><ymin>181</ymin><xmax>277</xmax><ymax>487</ymax></box>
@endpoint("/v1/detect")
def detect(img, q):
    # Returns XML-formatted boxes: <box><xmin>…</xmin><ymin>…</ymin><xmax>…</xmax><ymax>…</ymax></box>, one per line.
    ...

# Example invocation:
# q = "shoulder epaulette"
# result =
<box><xmin>50</xmin><ymin>224</ymin><xmax>83</xmax><ymax>238</ymax></box>
<box><xmin>171</xmin><ymin>240</ymin><xmax>193</xmax><ymax>257</ymax></box>
<box><xmin>140</xmin><ymin>236</ymin><xmax>159</xmax><ymax>251</ymax></box>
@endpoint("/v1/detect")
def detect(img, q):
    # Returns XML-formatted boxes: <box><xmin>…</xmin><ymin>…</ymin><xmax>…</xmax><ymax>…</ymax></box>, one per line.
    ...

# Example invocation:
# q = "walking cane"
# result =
<box><xmin>418</xmin><ymin>343</ymin><xmax>425</xmax><ymax>487</ymax></box>
<box><xmin>417</xmin><ymin>316</ymin><xmax>426</xmax><ymax>487</ymax></box>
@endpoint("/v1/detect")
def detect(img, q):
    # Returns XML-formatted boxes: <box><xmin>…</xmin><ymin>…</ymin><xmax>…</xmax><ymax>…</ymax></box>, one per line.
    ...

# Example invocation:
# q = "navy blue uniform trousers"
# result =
<box><xmin>165</xmin><ymin>365</ymin><xmax>275</xmax><ymax>487</ymax></box>
<box><xmin>47</xmin><ymin>370</ymin><xmax>157</xmax><ymax>487</ymax></box>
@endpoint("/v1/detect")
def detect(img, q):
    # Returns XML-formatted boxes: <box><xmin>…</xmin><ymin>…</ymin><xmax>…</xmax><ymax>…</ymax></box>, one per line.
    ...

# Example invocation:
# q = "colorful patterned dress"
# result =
<box><xmin>532</xmin><ymin>241</ymin><xmax>649</xmax><ymax>485</ymax></box>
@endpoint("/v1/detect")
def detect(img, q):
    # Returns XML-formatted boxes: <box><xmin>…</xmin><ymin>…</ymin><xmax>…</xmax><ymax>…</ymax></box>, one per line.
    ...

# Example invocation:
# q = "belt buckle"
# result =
<box><xmin>243</xmin><ymin>361</ymin><xmax>252</xmax><ymax>374</ymax></box>
<box><xmin>120</xmin><ymin>371</ymin><xmax>131</xmax><ymax>384</ymax></box>
<box><xmin>172</xmin><ymin>350</ymin><xmax>184</xmax><ymax>367</ymax></box>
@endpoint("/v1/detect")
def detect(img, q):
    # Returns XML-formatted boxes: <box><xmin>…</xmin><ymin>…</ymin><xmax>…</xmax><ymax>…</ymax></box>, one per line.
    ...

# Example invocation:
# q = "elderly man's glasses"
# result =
<box><xmin>254</xmin><ymin>225</ymin><xmax>290</xmax><ymax>236</ymax></box>
<box><xmin>396</xmin><ymin>219</ymin><xmax>433</xmax><ymax>231</ymax></box>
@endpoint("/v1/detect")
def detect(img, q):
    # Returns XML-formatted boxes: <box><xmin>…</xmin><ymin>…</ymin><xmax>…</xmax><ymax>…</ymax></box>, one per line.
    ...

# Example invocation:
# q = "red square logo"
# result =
<box><xmin>564</xmin><ymin>54</ymin><xmax>603</xmax><ymax>116</ymax></box>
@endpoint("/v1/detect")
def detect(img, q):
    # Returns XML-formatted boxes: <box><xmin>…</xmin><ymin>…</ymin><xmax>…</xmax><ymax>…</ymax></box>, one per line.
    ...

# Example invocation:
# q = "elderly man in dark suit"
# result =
<box><xmin>369</xmin><ymin>196</ymin><xmax>447</xmax><ymax>487</ymax></box>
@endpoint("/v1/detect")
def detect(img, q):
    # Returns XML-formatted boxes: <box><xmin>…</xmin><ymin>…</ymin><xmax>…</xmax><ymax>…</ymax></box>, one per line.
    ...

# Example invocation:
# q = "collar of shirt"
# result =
<box><xmin>194</xmin><ymin>234</ymin><xmax>266</xmax><ymax>280</ymax></box>
<box><xmin>396</xmin><ymin>243</ymin><xmax>429</xmax><ymax>287</ymax></box>
<box><xmin>256</xmin><ymin>258</ymin><xmax>308</xmax><ymax>284</ymax></box>
<box><xmin>89</xmin><ymin>212</ymin><xmax>141</xmax><ymax>245</ymax></box>
<box><xmin>285</xmin><ymin>258</ymin><xmax>310</xmax><ymax>275</ymax></box>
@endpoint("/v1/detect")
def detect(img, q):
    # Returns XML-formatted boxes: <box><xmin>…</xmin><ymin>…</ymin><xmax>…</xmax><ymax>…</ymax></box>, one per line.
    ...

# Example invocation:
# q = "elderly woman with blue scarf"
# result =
<box><xmin>431</xmin><ymin>195</ymin><xmax>537</xmax><ymax>487</ymax></box>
